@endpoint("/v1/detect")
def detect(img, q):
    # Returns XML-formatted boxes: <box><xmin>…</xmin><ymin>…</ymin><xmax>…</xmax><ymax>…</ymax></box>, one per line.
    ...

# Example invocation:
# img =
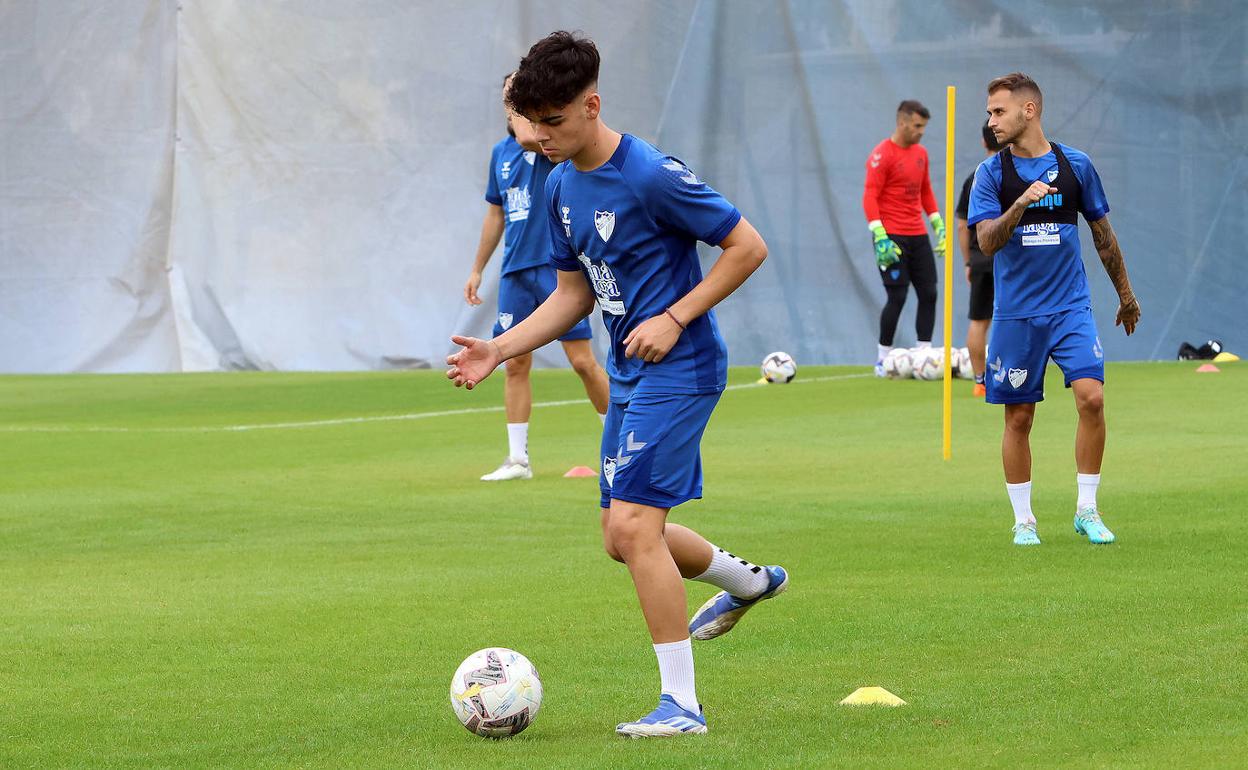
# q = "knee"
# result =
<box><xmin>568</xmin><ymin>352</ymin><xmax>599</xmax><ymax>379</ymax></box>
<box><xmin>1076</xmin><ymin>388</ymin><xmax>1105</xmax><ymax>418</ymax></box>
<box><xmin>1005</xmin><ymin>408</ymin><xmax>1034</xmax><ymax>434</ymax></box>
<box><xmin>602</xmin><ymin>533</ymin><xmax>625</xmax><ymax>563</ymax></box>
<box><xmin>606</xmin><ymin>511</ymin><xmax>651</xmax><ymax>559</ymax></box>
<box><xmin>918</xmin><ymin>284</ymin><xmax>938</xmax><ymax>305</ymax></box>
<box><xmin>504</xmin><ymin>354</ymin><xmax>531</xmax><ymax>379</ymax></box>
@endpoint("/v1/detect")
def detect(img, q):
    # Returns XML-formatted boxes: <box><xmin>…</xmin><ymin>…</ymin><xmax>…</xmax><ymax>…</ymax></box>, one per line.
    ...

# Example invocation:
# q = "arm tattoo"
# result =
<box><xmin>1088</xmin><ymin>216</ymin><xmax>1134</xmax><ymax>298</ymax></box>
<box><xmin>975</xmin><ymin>202</ymin><xmax>1027</xmax><ymax>257</ymax></box>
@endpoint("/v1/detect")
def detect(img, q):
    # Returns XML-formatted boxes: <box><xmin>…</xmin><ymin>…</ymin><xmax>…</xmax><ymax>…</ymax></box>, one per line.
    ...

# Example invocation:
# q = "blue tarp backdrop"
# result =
<box><xmin>1</xmin><ymin>0</ymin><xmax>1243</xmax><ymax>371</ymax></box>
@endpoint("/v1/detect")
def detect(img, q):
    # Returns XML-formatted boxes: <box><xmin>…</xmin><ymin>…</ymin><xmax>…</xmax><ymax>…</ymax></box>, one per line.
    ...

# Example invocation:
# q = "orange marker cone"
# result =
<box><xmin>1196</xmin><ymin>363</ymin><xmax>1220</xmax><ymax>373</ymax></box>
<box><xmin>563</xmin><ymin>466</ymin><xmax>597</xmax><ymax>478</ymax></box>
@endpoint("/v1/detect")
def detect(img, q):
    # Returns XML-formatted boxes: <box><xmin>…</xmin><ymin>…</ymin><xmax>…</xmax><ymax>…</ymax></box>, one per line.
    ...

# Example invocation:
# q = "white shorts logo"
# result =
<box><xmin>594</xmin><ymin>210</ymin><xmax>615</xmax><ymax>242</ymax></box>
<box><xmin>989</xmin><ymin>356</ymin><xmax>1006</xmax><ymax>384</ymax></box>
<box><xmin>498</xmin><ymin>312</ymin><xmax>513</xmax><ymax>330</ymax></box>
<box><xmin>1093</xmin><ymin>337</ymin><xmax>1104</xmax><ymax>359</ymax></box>
<box><xmin>602</xmin><ymin>456</ymin><xmax>616</xmax><ymax>487</ymax></box>
<box><xmin>1008</xmin><ymin>368</ymin><xmax>1028</xmax><ymax>389</ymax></box>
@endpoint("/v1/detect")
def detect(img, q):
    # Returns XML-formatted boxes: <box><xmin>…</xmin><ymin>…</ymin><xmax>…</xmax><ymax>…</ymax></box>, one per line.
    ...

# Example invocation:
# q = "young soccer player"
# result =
<box><xmin>448</xmin><ymin>31</ymin><xmax>787</xmax><ymax>737</ymax></box>
<box><xmin>969</xmin><ymin>73</ymin><xmax>1141</xmax><ymax>546</ymax></box>
<box><xmin>464</xmin><ymin>74</ymin><xmax>610</xmax><ymax>481</ymax></box>
<box><xmin>862</xmin><ymin>100</ymin><xmax>946</xmax><ymax>375</ymax></box>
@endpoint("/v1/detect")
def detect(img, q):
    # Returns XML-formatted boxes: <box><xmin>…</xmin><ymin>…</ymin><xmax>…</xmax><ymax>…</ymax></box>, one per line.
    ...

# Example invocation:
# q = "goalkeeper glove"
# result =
<box><xmin>869</xmin><ymin>220</ymin><xmax>901</xmax><ymax>270</ymax></box>
<box><xmin>929</xmin><ymin>212</ymin><xmax>946</xmax><ymax>254</ymax></box>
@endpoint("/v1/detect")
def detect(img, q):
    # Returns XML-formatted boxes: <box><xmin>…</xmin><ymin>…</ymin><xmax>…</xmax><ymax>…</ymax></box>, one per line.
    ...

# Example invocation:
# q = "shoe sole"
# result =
<box><xmin>479</xmin><ymin>471</ymin><xmax>533</xmax><ymax>481</ymax></box>
<box><xmin>690</xmin><ymin>573</ymin><xmax>789</xmax><ymax>641</ymax></box>
<box><xmin>616</xmin><ymin>724</ymin><xmax>708</xmax><ymax>738</ymax></box>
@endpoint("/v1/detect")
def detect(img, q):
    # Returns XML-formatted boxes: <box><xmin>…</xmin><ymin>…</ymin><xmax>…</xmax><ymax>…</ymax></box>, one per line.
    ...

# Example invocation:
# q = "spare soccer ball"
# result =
<box><xmin>955</xmin><ymin>347</ymin><xmax>974</xmax><ymax>379</ymax></box>
<box><xmin>883</xmin><ymin>348</ymin><xmax>913</xmax><ymax>379</ymax></box>
<box><xmin>761</xmin><ymin>351</ymin><xmax>797</xmax><ymax>383</ymax></box>
<box><xmin>912</xmin><ymin>347</ymin><xmax>944</xmax><ymax>381</ymax></box>
<box><xmin>449</xmin><ymin>648</ymin><xmax>543</xmax><ymax>738</ymax></box>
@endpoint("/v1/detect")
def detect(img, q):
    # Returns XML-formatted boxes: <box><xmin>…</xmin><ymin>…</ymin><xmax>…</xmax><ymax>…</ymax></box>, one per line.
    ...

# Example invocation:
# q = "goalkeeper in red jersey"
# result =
<box><xmin>862</xmin><ymin>100</ymin><xmax>945</xmax><ymax>375</ymax></box>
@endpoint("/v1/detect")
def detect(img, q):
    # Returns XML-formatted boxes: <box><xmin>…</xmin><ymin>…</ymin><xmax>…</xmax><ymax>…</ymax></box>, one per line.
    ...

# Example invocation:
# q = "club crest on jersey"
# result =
<box><xmin>1046</xmin><ymin>168</ymin><xmax>1059</xmax><ymax>183</ymax></box>
<box><xmin>602</xmin><ymin>456</ymin><xmax>617</xmax><ymax>487</ymax></box>
<box><xmin>1008</xmin><ymin>368</ymin><xmax>1028</xmax><ymax>389</ymax></box>
<box><xmin>594</xmin><ymin>210</ymin><xmax>615</xmax><ymax>242</ymax></box>
<box><xmin>523</xmin><ymin>151</ymin><xmax>536</xmax><ymax>165</ymax></box>
<box><xmin>498</xmin><ymin>312</ymin><xmax>513</xmax><ymax>330</ymax></box>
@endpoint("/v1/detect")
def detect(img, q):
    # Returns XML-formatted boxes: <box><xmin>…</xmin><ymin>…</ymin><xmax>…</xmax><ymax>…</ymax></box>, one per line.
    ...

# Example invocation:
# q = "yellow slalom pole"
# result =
<box><xmin>943</xmin><ymin>86</ymin><xmax>956</xmax><ymax>461</ymax></box>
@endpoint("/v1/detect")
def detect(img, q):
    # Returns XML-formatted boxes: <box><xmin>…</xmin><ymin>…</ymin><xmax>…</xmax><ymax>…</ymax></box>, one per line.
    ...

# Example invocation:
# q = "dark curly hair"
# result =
<box><xmin>505</xmin><ymin>31</ymin><xmax>600</xmax><ymax>117</ymax></box>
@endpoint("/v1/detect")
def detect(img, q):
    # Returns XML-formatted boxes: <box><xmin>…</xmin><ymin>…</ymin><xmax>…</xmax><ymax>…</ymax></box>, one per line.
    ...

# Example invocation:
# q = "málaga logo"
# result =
<box><xmin>1008</xmin><ymin>368</ymin><xmax>1028</xmax><ymax>389</ymax></box>
<box><xmin>594</xmin><ymin>210</ymin><xmax>615</xmax><ymax>242</ymax></box>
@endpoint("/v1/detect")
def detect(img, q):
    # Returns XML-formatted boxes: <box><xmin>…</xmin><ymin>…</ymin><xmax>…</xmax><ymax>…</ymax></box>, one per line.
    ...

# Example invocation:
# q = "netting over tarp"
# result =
<box><xmin>2</xmin><ymin>0</ymin><xmax>1244</xmax><ymax>372</ymax></box>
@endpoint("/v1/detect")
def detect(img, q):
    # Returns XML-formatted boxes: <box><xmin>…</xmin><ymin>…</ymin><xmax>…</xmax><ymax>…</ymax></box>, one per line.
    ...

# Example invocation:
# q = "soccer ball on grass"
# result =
<box><xmin>761</xmin><ymin>351</ymin><xmax>797</xmax><ymax>383</ymax></box>
<box><xmin>883</xmin><ymin>348</ymin><xmax>914</xmax><ymax>379</ymax></box>
<box><xmin>449</xmin><ymin>648</ymin><xmax>543</xmax><ymax>738</ymax></box>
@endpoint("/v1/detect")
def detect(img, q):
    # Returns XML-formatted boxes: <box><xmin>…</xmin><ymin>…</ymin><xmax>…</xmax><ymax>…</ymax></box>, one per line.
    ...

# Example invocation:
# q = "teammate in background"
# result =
<box><xmin>955</xmin><ymin>120</ymin><xmax>1004</xmax><ymax>397</ymax></box>
<box><xmin>969</xmin><ymin>73</ymin><xmax>1140</xmax><ymax>546</ymax></box>
<box><xmin>863</xmin><ymin>100</ymin><xmax>946</xmax><ymax>376</ymax></box>
<box><xmin>448</xmin><ymin>32</ymin><xmax>786</xmax><ymax>737</ymax></box>
<box><xmin>464</xmin><ymin>73</ymin><xmax>610</xmax><ymax>481</ymax></box>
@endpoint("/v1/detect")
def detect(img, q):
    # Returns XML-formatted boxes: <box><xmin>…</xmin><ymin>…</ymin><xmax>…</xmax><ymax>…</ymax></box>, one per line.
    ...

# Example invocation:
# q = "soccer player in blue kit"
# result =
<box><xmin>968</xmin><ymin>73</ymin><xmax>1141</xmax><ymax>546</ymax></box>
<box><xmin>464</xmin><ymin>73</ymin><xmax>610</xmax><ymax>481</ymax></box>
<box><xmin>447</xmin><ymin>31</ymin><xmax>787</xmax><ymax>737</ymax></box>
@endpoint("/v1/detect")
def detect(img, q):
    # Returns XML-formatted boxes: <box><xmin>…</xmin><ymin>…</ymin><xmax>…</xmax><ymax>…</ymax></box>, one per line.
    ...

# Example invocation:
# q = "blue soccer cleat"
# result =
<box><xmin>1074</xmin><ymin>506</ymin><xmax>1115</xmax><ymax>544</ymax></box>
<box><xmin>1012</xmin><ymin>522</ymin><xmax>1041</xmax><ymax>546</ymax></box>
<box><xmin>615</xmin><ymin>694</ymin><xmax>707</xmax><ymax>738</ymax></box>
<box><xmin>689</xmin><ymin>565</ymin><xmax>788</xmax><ymax>641</ymax></box>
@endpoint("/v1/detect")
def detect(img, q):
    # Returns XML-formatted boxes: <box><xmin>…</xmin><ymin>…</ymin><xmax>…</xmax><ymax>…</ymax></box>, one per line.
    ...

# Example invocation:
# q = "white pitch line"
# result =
<box><xmin>0</xmin><ymin>372</ymin><xmax>871</xmax><ymax>434</ymax></box>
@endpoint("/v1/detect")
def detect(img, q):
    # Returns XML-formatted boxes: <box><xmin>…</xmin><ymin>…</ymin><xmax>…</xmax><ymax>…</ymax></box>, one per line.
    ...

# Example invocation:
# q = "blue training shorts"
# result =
<box><xmin>493</xmin><ymin>265</ymin><xmax>592</xmax><ymax>341</ymax></box>
<box><xmin>986</xmin><ymin>306</ymin><xmax>1104</xmax><ymax>404</ymax></box>
<box><xmin>599</xmin><ymin>391</ymin><xmax>722</xmax><ymax>510</ymax></box>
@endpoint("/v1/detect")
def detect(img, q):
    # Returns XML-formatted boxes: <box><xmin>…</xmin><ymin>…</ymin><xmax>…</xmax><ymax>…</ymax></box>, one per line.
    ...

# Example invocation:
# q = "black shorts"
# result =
<box><xmin>968</xmin><ymin>270</ymin><xmax>994</xmax><ymax>321</ymax></box>
<box><xmin>879</xmin><ymin>233</ymin><xmax>937</xmax><ymax>289</ymax></box>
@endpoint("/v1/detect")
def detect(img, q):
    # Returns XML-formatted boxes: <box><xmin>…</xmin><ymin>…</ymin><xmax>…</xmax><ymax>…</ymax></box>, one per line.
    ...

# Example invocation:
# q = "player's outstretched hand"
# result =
<box><xmin>1115</xmin><ymin>294</ymin><xmax>1140</xmax><ymax>336</ymax></box>
<box><xmin>623</xmin><ymin>312</ymin><xmax>683</xmax><ymax>363</ymax></box>
<box><xmin>464</xmin><ymin>271</ymin><xmax>483</xmax><ymax>306</ymax></box>
<box><xmin>1015</xmin><ymin>180</ymin><xmax>1058</xmax><ymax>209</ymax></box>
<box><xmin>446</xmin><ymin>335</ymin><xmax>501</xmax><ymax>389</ymax></box>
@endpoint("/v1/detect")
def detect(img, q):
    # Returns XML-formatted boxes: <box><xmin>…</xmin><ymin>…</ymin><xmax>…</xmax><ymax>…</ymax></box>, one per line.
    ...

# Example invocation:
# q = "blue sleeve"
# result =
<box><xmin>966</xmin><ymin>158</ymin><xmax>1002</xmax><ymax>227</ymax></box>
<box><xmin>1070</xmin><ymin>151</ymin><xmax>1110</xmax><ymax>221</ymax></box>
<box><xmin>641</xmin><ymin>156</ymin><xmax>741</xmax><ymax>246</ymax></box>
<box><xmin>484</xmin><ymin>146</ymin><xmax>502</xmax><ymax>206</ymax></box>
<box><xmin>545</xmin><ymin>169</ymin><xmax>580</xmax><ymax>271</ymax></box>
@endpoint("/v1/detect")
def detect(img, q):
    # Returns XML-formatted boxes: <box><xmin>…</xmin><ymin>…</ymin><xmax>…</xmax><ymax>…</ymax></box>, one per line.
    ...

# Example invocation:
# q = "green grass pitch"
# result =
<box><xmin>1</xmin><ymin>363</ymin><xmax>1245</xmax><ymax>768</ymax></box>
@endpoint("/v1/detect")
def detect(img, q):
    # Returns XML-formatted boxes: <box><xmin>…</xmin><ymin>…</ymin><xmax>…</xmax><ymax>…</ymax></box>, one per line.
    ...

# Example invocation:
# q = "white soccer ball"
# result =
<box><xmin>761</xmin><ymin>351</ymin><xmax>797</xmax><ymax>383</ymax></box>
<box><xmin>883</xmin><ymin>348</ymin><xmax>913</xmax><ymax>379</ymax></box>
<box><xmin>911</xmin><ymin>347</ymin><xmax>944</xmax><ymax>380</ymax></box>
<box><xmin>449</xmin><ymin>648</ymin><xmax>543</xmax><ymax>738</ymax></box>
<box><xmin>955</xmin><ymin>347</ymin><xmax>974</xmax><ymax>379</ymax></box>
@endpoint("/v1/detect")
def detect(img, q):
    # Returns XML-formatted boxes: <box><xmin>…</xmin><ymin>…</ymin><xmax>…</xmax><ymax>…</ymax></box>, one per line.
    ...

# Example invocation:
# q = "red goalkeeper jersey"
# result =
<box><xmin>862</xmin><ymin>138</ymin><xmax>938</xmax><ymax>235</ymax></box>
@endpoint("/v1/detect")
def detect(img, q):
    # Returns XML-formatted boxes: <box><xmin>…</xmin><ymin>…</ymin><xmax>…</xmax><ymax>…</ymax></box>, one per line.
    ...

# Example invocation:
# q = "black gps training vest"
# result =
<box><xmin>996</xmin><ymin>142</ymin><xmax>1082</xmax><ymax>227</ymax></box>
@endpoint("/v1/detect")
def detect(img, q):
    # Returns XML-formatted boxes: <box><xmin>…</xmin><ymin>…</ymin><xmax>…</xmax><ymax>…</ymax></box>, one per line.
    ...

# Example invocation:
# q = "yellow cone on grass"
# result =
<box><xmin>839</xmin><ymin>686</ymin><xmax>906</xmax><ymax>706</ymax></box>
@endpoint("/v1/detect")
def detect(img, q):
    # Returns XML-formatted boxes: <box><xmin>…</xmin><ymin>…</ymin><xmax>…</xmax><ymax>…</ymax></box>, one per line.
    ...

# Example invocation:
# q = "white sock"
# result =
<box><xmin>1077</xmin><ymin>473</ymin><xmax>1100</xmax><ymax>510</ymax></box>
<box><xmin>1006</xmin><ymin>481</ymin><xmax>1034</xmax><ymax>525</ymax></box>
<box><xmin>917</xmin><ymin>340</ymin><xmax>932</xmax><ymax>349</ymax></box>
<box><xmin>653</xmin><ymin>638</ymin><xmax>698</xmax><ymax>713</ymax></box>
<box><xmin>598</xmin><ymin>412</ymin><xmax>607</xmax><ymax>424</ymax></box>
<box><xmin>506</xmin><ymin>423</ymin><xmax>528</xmax><ymax>463</ymax></box>
<box><xmin>693</xmin><ymin>546</ymin><xmax>769</xmax><ymax>599</ymax></box>
<box><xmin>876</xmin><ymin>343</ymin><xmax>891</xmax><ymax>362</ymax></box>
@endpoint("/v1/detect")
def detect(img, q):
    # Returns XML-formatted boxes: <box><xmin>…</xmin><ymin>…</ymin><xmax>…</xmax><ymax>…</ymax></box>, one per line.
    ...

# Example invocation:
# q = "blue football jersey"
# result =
<box><xmin>485</xmin><ymin>135</ymin><xmax>555</xmax><ymax>276</ymax></box>
<box><xmin>545</xmin><ymin>134</ymin><xmax>742</xmax><ymax>403</ymax></box>
<box><xmin>967</xmin><ymin>142</ymin><xmax>1109</xmax><ymax>320</ymax></box>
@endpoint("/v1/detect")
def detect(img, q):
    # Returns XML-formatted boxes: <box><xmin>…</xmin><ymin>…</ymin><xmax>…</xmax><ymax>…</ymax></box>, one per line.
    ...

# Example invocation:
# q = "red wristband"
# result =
<box><xmin>664</xmin><ymin>308</ymin><xmax>687</xmax><ymax>330</ymax></box>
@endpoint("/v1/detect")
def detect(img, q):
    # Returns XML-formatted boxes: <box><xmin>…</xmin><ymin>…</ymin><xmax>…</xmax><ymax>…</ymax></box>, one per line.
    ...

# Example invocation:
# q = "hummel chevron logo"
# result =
<box><xmin>662</xmin><ymin>161</ymin><xmax>699</xmax><ymax>185</ymax></box>
<box><xmin>990</xmin><ymin>356</ymin><xmax>1006</xmax><ymax>384</ymax></box>
<box><xmin>625</xmin><ymin>431</ymin><xmax>647</xmax><ymax>452</ymax></box>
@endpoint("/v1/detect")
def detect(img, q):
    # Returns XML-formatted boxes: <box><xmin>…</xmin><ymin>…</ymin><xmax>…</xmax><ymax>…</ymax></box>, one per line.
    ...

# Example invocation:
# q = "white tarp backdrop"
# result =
<box><xmin>2</xmin><ymin>0</ymin><xmax>1245</xmax><ymax>372</ymax></box>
